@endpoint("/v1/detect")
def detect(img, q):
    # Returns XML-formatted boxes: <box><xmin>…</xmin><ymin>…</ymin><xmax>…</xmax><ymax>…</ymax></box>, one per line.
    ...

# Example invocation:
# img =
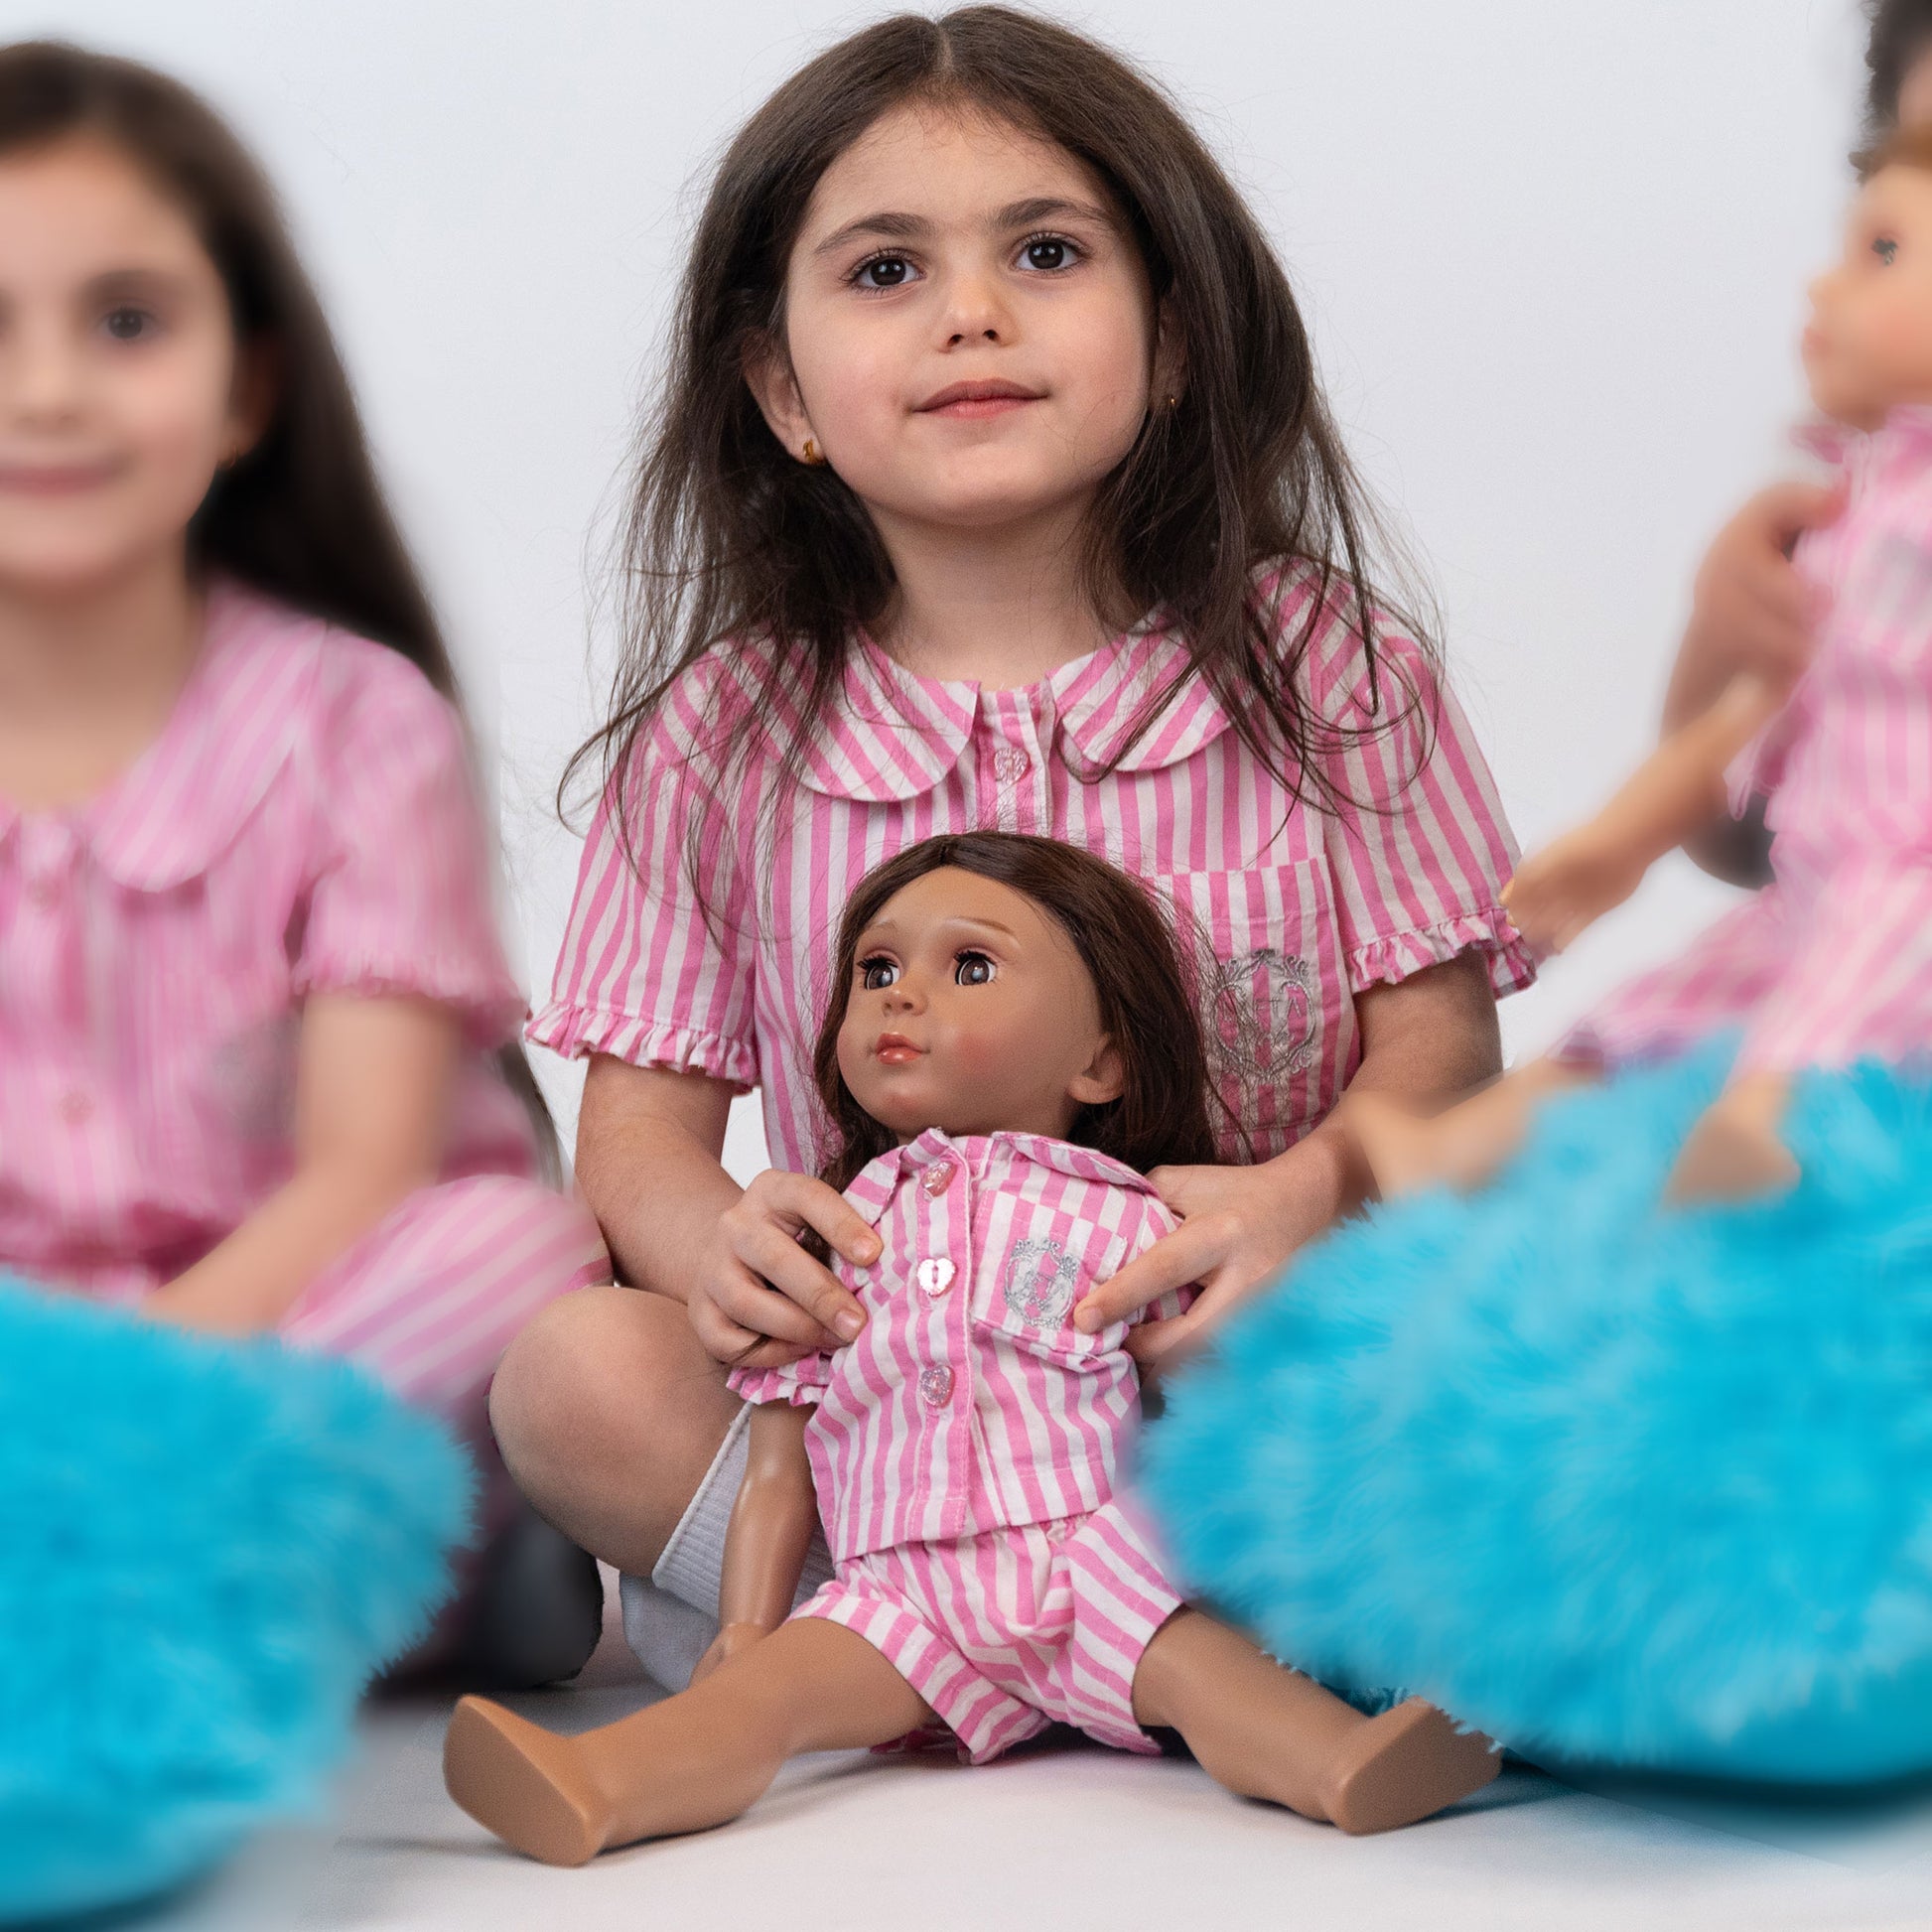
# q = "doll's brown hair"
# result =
<box><xmin>1865</xmin><ymin>0</ymin><xmax>1932</xmax><ymax>142</ymax></box>
<box><xmin>811</xmin><ymin>833</ymin><xmax>1221</xmax><ymax>1196</ymax></box>
<box><xmin>570</xmin><ymin>6</ymin><xmax>1441</xmax><ymax>889</ymax></box>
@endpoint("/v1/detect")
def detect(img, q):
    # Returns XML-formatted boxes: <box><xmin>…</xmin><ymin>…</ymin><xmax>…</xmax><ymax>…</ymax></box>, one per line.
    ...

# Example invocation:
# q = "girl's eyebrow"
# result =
<box><xmin>79</xmin><ymin>266</ymin><xmax>196</xmax><ymax>302</ymax></box>
<box><xmin>813</xmin><ymin>196</ymin><xmax>1115</xmax><ymax>258</ymax></box>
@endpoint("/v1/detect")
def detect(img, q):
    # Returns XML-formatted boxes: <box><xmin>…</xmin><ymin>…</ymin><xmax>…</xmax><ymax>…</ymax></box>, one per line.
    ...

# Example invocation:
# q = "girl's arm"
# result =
<box><xmin>690</xmin><ymin>1400</ymin><xmax>818</xmax><ymax>1683</ymax></box>
<box><xmin>1503</xmin><ymin>673</ymin><xmax>1787</xmax><ymax>953</ymax></box>
<box><xmin>577</xmin><ymin>1055</ymin><xmax>879</xmax><ymax>1369</ymax></box>
<box><xmin>1075</xmin><ymin>951</ymin><xmax>1499</xmax><ymax>1360</ymax></box>
<box><xmin>145</xmin><ymin>992</ymin><xmax>457</xmax><ymax>1333</ymax></box>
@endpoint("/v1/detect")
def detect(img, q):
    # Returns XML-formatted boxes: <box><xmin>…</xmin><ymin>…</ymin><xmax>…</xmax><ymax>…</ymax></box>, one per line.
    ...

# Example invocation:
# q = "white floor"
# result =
<box><xmin>120</xmin><ymin>1589</ymin><xmax>1932</xmax><ymax>1932</ymax></box>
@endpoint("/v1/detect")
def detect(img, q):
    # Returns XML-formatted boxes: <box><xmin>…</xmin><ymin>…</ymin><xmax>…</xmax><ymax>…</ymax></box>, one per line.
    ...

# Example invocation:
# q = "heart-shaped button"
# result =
<box><xmin>916</xmin><ymin>1257</ymin><xmax>956</xmax><ymax>1298</ymax></box>
<box><xmin>918</xmin><ymin>1366</ymin><xmax>954</xmax><ymax>1408</ymax></box>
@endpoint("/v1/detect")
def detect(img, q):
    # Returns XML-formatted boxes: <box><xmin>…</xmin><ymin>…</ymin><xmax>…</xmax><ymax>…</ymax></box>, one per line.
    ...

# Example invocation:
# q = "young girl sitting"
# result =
<box><xmin>448</xmin><ymin>834</ymin><xmax>1498</xmax><ymax>1861</ymax></box>
<box><xmin>0</xmin><ymin>44</ymin><xmax>606</xmax><ymax>1670</ymax></box>
<box><xmin>493</xmin><ymin>4</ymin><xmax>1534</xmax><ymax>1676</ymax></box>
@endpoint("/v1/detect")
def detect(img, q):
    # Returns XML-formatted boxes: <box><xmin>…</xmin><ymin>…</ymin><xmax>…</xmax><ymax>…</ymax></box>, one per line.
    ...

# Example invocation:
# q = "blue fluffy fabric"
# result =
<box><xmin>1142</xmin><ymin>1041</ymin><xmax>1932</xmax><ymax>1783</ymax></box>
<box><xmin>0</xmin><ymin>1285</ymin><xmax>471</xmax><ymax>1924</ymax></box>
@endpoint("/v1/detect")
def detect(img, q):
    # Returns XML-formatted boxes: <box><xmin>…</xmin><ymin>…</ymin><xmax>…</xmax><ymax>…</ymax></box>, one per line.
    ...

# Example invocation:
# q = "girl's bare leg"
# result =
<box><xmin>1666</xmin><ymin>1068</ymin><xmax>1799</xmax><ymax>1203</ymax></box>
<box><xmin>1132</xmin><ymin>1609</ymin><xmax>1497</xmax><ymax>1835</ymax></box>
<box><xmin>1344</xmin><ymin>1058</ymin><xmax>1594</xmax><ymax>1201</ymax></box>
<box><xmin>444</xmin><ymin>1617</ymin><xmax>930</xmax><ymax>1865</ymax></box>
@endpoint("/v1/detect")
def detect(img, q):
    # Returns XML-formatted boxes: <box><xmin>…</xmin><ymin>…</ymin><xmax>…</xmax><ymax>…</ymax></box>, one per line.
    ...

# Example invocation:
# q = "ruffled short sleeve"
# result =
<box><xmin>293</xmin><ymin>640</ymin><xmax>522</xmax><ymax>1044</ymax></box>
<box><xmin>1309</xmin><ymin>620</ymin><xmax>1535</xmax><ymax>1001</ymax></box>
<box><xmin>527</xmin><ymin>657</ymin><xmax>759</xmax><ymax>1090</ymax></box>
<box><xmin>728</xmin><ymin>1353</ymin><xmax>833</xmax><ymax>1407</ymax></box>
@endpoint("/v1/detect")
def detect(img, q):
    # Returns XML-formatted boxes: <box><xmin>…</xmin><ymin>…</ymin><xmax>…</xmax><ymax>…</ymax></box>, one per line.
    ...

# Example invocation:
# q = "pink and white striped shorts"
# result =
<box><xmin>796</xmin><ymin>1497</ymin><xmax>1181</xmax><ymax>1764</ymax></box>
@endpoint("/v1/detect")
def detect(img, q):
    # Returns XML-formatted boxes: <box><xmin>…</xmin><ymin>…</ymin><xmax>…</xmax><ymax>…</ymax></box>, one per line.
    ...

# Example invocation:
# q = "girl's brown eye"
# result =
<box><xmin>860</xmin><ymin>956</ymin><xmax>899</xmax><ymax>991</ymax></box>
<box><xmin>954</xmin><ymin>950</ymin><xmax>995</xmax><ymax>987</ymax></box>
<box><xmin>1875</xmin><ymin>236</ymin><xmax>1900</xmax><ymax>266</ymax></box>
<box><xmin>101</xmin><ymin>306</ymin><xmax>158</xmax><ymax>342</ymax></box>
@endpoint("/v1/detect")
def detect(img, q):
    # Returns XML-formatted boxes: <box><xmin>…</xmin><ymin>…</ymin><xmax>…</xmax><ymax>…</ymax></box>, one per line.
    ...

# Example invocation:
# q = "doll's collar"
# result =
<box><xmin>843</xmin><ymin>1128</ymin><xmax>1156</xmax><ymax>1223</ymax></box>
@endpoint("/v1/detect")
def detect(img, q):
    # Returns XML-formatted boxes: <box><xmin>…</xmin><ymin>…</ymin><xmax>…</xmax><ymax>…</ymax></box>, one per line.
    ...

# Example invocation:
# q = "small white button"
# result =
<box><xmin>918</xmin><ymin>1365</ymin><xmax>955</xmax><ymax>1408</ymax></box>
<box><xmin>916</xmin><ymin>1257</ymin><xmax>955</xmax><ymax>1298</ymax></box>
<box><xmin>58</xmin><ymin>1090</ymin><xmax>91</xmax><ymax>1126</ymax></box>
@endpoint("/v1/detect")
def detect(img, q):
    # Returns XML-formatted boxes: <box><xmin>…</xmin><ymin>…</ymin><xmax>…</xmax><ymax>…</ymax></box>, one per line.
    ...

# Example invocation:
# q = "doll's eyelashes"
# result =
<box><xmin>954</xmin><ymin>950</ymin><xmax>996</xmax><ymax>987</ymax></box>
<box><xmin>858</xmin><ymin>955</ymin><xmax>900</xmax><ymax>991</ymax></box>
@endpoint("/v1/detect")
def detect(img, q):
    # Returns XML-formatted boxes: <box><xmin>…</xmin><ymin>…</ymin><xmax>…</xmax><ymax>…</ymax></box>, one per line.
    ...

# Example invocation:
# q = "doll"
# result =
<box><xmin>444</xmin><ymin>833</ymin><xmax>1497</xmax><ymax>1862</ymax></box>
<box><xmin>1350</xmin><ymin>120</ymin><xmax>1932</xmax><ymax>1206</ymax></box>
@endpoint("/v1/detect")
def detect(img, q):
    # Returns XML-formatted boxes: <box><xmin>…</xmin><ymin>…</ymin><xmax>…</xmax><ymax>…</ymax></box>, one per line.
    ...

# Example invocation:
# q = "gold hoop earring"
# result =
<box><xmin>801</xmin><ymin>438</ymin><xmax>827</xmax><ymax>467</ymax></box>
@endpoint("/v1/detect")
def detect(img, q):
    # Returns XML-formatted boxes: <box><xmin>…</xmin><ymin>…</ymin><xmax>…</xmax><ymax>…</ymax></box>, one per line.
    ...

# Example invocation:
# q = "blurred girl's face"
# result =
<box><xmin>749</xmin><ymin>103</ymin><xmax>1168</xmax><ymax>545</ymax></box>
<box><xmin>0</xmin><ymin>137</ymin><xmax>257</xmax><ymax>598</ymax></box>
<box><xmin>1804</xmin><ymin>163</ymin><xmax>1932</xmax><ymax>425</ymax></box>
<box><xmin>1900</xmin><ymin>44</ymin><xmax>1932</xmax><ymax>130</ymax></box>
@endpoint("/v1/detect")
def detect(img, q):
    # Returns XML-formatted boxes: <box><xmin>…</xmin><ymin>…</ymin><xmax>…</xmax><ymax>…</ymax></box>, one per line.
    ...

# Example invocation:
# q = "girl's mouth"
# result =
<box><xmin>0</xmin><ymin>460</ymin><xmax>120</xmax><ymax>494</ymax></box>
<box><xmin>916</xmin><ymin>379</ymin><xmax>1042</xmax><ymax>420</ymax></box>
<box><xmin>875</xmin><ymin>1033</ymin><xmax>924</xmax><ymax>1064</ymax></box>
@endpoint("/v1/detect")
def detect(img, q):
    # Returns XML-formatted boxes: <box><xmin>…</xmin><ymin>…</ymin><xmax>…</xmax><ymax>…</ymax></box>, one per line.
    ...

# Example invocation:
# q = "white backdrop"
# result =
<box><xmin>8</xmin><ymin>0</ymin><xmax>1866</xmax><ymax>1180</ymax></box>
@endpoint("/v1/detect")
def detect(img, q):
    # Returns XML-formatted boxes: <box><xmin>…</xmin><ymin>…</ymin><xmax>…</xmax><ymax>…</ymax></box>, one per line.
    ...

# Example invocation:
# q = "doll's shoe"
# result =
<box><xmin>1317</xmin><ymin>1698</ymin><xmax>1498</xmax><ymax>1835</ymax></box>
<box><xmin>445</xmin><ymin>1696</ymin><xmax>615</xmax><ymax>1865</ymax></box>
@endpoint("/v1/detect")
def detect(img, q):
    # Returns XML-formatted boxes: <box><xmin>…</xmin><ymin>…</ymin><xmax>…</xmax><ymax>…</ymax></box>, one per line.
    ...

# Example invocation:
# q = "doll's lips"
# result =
<box><xmin>916</xmin><ymin>378</ymin><xmax>1042</xmax><ymax>418</ymax></box>
<box><xmin>874</xmin><ymin>1034</ymin><xmax>925</xmax><ymax>1064</ymax></box>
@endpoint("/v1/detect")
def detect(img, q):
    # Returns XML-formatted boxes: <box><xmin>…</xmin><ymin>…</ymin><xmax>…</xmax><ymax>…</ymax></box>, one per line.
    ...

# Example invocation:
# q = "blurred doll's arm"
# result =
<box><xmin>1504</xmin><ymin>673</ymin><xmax>1788</xmax><ymax>953</ymax></box>
<box><xmin>692</xmin><ymin>1399</ymin><xmax>820</xmax><ymax>1683</ymax></box>
<box><xmin>144</xmin><ymin>992</ymin><xmax>457</xmax><ymax>1334</ymax></box>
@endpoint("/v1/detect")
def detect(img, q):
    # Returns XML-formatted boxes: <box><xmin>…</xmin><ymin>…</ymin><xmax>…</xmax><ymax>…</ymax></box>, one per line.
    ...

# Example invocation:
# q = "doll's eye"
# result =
<box><xmin>859</xmin><ymin>955</ymin><xmax>899</xmax><ymax>991</ymax></box>
<box><xmin>1874</xmin><ymin>235</ymin><xmax>1900</xmax><ymax>266</ymax></box>
<box><xmin>954</xmin><ymin>950</ymin><xmax>996</xmax><ymax>986</ymax></box>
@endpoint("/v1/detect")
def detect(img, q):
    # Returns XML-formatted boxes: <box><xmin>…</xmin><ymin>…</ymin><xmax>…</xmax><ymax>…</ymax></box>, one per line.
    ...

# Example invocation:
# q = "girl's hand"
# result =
<box><xmin>691</xmin><ymin>1170</ymin><xmax>883</xmax><ymax>1372</ymax></box>
<box><xmin>690</xmin><ymin>1620</ymin><xmax>771</xmax><ymax>1686</ymax></box>
<box><xmin>1072</xmin><ymin>1135</ymin><xmax>1352</xmax><ymax>1368</ymax></box>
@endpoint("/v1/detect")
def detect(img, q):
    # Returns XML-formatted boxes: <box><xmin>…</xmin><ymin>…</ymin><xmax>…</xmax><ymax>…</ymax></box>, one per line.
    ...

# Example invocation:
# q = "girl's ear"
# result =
<box><xmin>1068</xmin><ymin>1034</ymin><xmax>1126</xmax><ymax>1109</ymax></box>
<box><xmin>742</xmin><ymin>331</ymin><xmax>818</xmax><ymax>464</ymax></box>
<box><xmin>222</xmin><ymin>337</ymin><xmax>279</xmax><ymax>466</ymax></box>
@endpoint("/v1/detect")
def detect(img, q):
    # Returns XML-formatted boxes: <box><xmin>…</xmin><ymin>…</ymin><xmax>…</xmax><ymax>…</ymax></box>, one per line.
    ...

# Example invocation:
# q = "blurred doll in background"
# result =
<box><xmin>0</xmin><ymin>44</ymin><xmax>607</xmax><ymax>1682</ymax></box>
<box><xmin>1351</xmin><ymin>120</ymin><xmax>1932</xmax><ymax>1204</ymax></box>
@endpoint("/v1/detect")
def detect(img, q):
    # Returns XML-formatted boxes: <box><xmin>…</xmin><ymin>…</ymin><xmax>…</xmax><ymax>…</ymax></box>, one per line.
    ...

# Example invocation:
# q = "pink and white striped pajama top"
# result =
<box><xmin>0</xmin><ymin>579</ymin><xmax>605</xmax><ymax>1440</ymax></box>
<box><xmin>1568</xmin><ymin>411</ymin><xmax>1932</xmax><ymax>1076</ymax></box>
<box><xmin>729</xmin><ymin>1129</ymin><xmax>1192</xmax><ymax>1761</ymax></box>
<box><xmin>534</xmin><ymin>563</ymin><xmax>1534</xmax><ymax>1176</ymax></box>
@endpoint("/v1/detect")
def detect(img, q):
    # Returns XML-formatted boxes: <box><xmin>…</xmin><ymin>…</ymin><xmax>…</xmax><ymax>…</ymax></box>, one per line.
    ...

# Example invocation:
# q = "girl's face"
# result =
<box><xmin>1804</xmin><ymin>164</ymin><xmax>1932</xmax><ymax>426</ymax></box>
<box><xmin>0</xmin><ymin>137</ymin><xmax>260</xmax><ymax>598</ymax></box>
<box><xmin>837</xmin><ymin>865</ymin><xmax>1124</xmax><ymax>1144</ymax></box>
<box><xmin>751</xmin><ymin>103</ymin><xmax>1168</xmax><ymax>541</ymax></box>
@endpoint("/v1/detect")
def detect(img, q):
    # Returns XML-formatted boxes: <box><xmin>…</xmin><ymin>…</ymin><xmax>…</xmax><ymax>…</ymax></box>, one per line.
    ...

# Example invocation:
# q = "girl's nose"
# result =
<box><xmin>938</xmin><ymin>269</ymin><xmax>1013</xmax><ymax>349</ymax></box>
<box><xmin>7</xmin><ymin>318</ymin><xmax>86</xmax><ymax>424</ymax></box>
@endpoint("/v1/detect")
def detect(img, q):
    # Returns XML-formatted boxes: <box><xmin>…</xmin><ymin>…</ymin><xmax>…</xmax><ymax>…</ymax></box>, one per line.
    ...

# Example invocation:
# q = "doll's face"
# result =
<box><xmin>1804</xmin><ymin>164</ymin><xmax>1932</xmax><ymax>427</ymax></box>
<box><xmin>836</xmin><ymin>866</ymin><xmax>1125</xmax><ymax>1144</ymax></box>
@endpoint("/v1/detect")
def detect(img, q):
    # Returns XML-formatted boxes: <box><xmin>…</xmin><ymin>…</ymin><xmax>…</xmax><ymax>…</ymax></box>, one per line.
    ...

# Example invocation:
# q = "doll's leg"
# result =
<box><xmin>1131</xmin><ymin>1608</ymin><xmax>1496</xmax><ymax>1834</ymax></box>
<box><xmin>444</xmin><ymin>1616</ymin><xmax>930</xmax><ymax>1865</ymax></box>
<box><xmin>1666</xmin><ymin>1067</ymin><xmax>1798</xmax><ymax>1203</ymax></box>
<box><xmin>1344</xmin><ymin>1057</ymin><xmax>1593</xmax><ymax>1201</ymax></box>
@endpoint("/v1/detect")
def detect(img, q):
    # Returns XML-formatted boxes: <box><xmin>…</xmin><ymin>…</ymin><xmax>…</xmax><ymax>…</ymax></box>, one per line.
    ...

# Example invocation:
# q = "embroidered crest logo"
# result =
<box><xmin>1003</xmin><ymin>1237</ymin><xmax>1081</xmax><ymax>1326</ymax></box>
<box><xmin>1207</xmin><ymin>947</ymin><xmax>1316</xmax><ymax>1086</ymax></box>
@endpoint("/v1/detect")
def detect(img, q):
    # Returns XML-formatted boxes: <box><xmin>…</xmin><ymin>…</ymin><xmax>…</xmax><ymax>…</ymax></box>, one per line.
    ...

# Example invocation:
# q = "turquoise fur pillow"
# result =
<box><xmin>0</xmin><ymin>1284</ymin><xmax>471</xmax><ymax>1923</ymax></box>
<box><xmin>1143</xmin><ymin>1042</ymin><xmax>1932</xmax><ymax>1783</ymax></box>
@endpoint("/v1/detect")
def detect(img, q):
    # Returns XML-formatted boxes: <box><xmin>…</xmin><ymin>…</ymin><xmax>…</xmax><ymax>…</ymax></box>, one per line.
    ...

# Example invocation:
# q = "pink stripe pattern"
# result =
<box><xmin>0</xmin><ymin>580</ymin><xmax>606</xmax><ymax>1429</ymax></box>
<box><xmin>728</xmin><ymin>1130</ymin><xmax>1190</xmax><ymax>1561</ymax></box>
<box><xmin>534</xmin><ymin>562</ymin><xmax>1532</xmax><ymax>1173</ymax></box>
<box><xmin>1569</xmin><ymin>411</ymin><xmax>1932</xmax><ymax>1076</ymax></box>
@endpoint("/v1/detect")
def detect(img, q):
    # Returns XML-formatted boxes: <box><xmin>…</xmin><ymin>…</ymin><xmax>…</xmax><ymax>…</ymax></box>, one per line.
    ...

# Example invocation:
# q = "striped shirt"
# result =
<box><xmin>534</xmin><ymin>564</ymin><xmax>1533</xmax><ymax>1172</ymax></box>
<box><xmin>728</xmin><ymin>1130</ymin><xmax>1188</xmax><ymax>1562</ymax></box>
<box><xmin>1571</xmin><ymin>410</ymin><xmax>1932</xmax><ymax>1075</ymax></box>
<box><xmin>0</xmin><ymin>580</ymin><xmax>540</xmax><ymax>1300</ymax></box>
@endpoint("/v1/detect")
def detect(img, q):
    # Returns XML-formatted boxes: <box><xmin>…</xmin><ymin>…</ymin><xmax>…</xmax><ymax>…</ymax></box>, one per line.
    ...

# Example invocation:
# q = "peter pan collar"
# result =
<box><xmin>0</xmin><ymin>578</ymin><xmax>327</xmax><ymax>893</ymax></box>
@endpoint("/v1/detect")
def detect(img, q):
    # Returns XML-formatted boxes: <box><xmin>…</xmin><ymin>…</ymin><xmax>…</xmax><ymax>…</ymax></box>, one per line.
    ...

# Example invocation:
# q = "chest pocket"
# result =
<box><xmin>968</xmin><ymin>1211</ymin><xmax>1137</xmax><ymax>1367</ymax></box>
<box><xmin>1154</xmin><ymin>860</ymin><xmax>1354</xmax><ymax>1162</ymax></box>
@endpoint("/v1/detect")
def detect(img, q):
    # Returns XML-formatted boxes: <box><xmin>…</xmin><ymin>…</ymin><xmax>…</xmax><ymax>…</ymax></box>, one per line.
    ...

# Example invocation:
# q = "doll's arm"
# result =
<box><xmin>693</xmin><ymin>1399</ymin><xmax>820</xmax><ymax>1683</ymax></box>
<box><xmin>1504</xmin><ymin>673</ymin><xmax>1787</xmax><ymax>953</ymax></box>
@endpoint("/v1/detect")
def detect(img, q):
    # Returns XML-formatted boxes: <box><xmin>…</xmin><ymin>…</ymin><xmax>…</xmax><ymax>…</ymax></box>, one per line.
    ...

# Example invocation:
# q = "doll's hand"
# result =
<box><xmin>142</xmin><ymin>1278</ymin><xmax>266</xmax><ymax>1336</ymax></box>
<box><xmin>1502</xmin><ymin>822</ymin><xmax>1649</xmax><ymax>954</ymax></box>
<box><xmin>691</xmin><ymin>1170</ymin><xmax>883</xmax><ymax>1372</ymax></box>
<box><xmin>690</xmin><ymin>1620</ymin><xmax>772</xmax><ymax>1686</ymax></box>
<box><xmin>1071</xmin><ymin>1135</ymin><xmax>1351</xmax><ymax>1368</ymax></box>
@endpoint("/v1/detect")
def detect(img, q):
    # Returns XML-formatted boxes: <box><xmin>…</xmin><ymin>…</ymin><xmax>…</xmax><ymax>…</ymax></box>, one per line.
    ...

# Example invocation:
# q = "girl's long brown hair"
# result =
<box><xmin>811</xmin><ymin>833</ymin><xmax>1221</xmax><ymax>1197</ymax></box>
<box><xmin>0</xmin><ymin>41</ymin><xmax>555</xmax><ymax>1170</ymax></box>
<box><xmin>572</xmin><ymin>6</ymin><xmax>1438</xmax><ymax>881</ymax></box>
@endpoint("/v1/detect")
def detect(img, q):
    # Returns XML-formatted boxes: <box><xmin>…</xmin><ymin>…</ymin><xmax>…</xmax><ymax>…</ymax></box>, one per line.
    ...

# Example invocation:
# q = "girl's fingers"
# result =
<box><xmin>707</xmin><ymin>1253</ymin><xmax>847</xmax><ymax>1351</ymax></box>
<box><xmin>736</xmin><ymin>1220</ymin><xmax>868</xmax><ymax>1342</ymax></box>
<box><xmin>689</xmin><ymin>1288</ymin><xmax>802</xmax><ymax>1368</ymax></box>
<box><xmin>785</xmin><ymin>1179</ymin><xmax>885</xmax><ymax>1270</ymax></box>
<box><xmin>1073</xmin><ymin>1220</ymin><xmax>1212</xmax><ymax>1332</ymax></box>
